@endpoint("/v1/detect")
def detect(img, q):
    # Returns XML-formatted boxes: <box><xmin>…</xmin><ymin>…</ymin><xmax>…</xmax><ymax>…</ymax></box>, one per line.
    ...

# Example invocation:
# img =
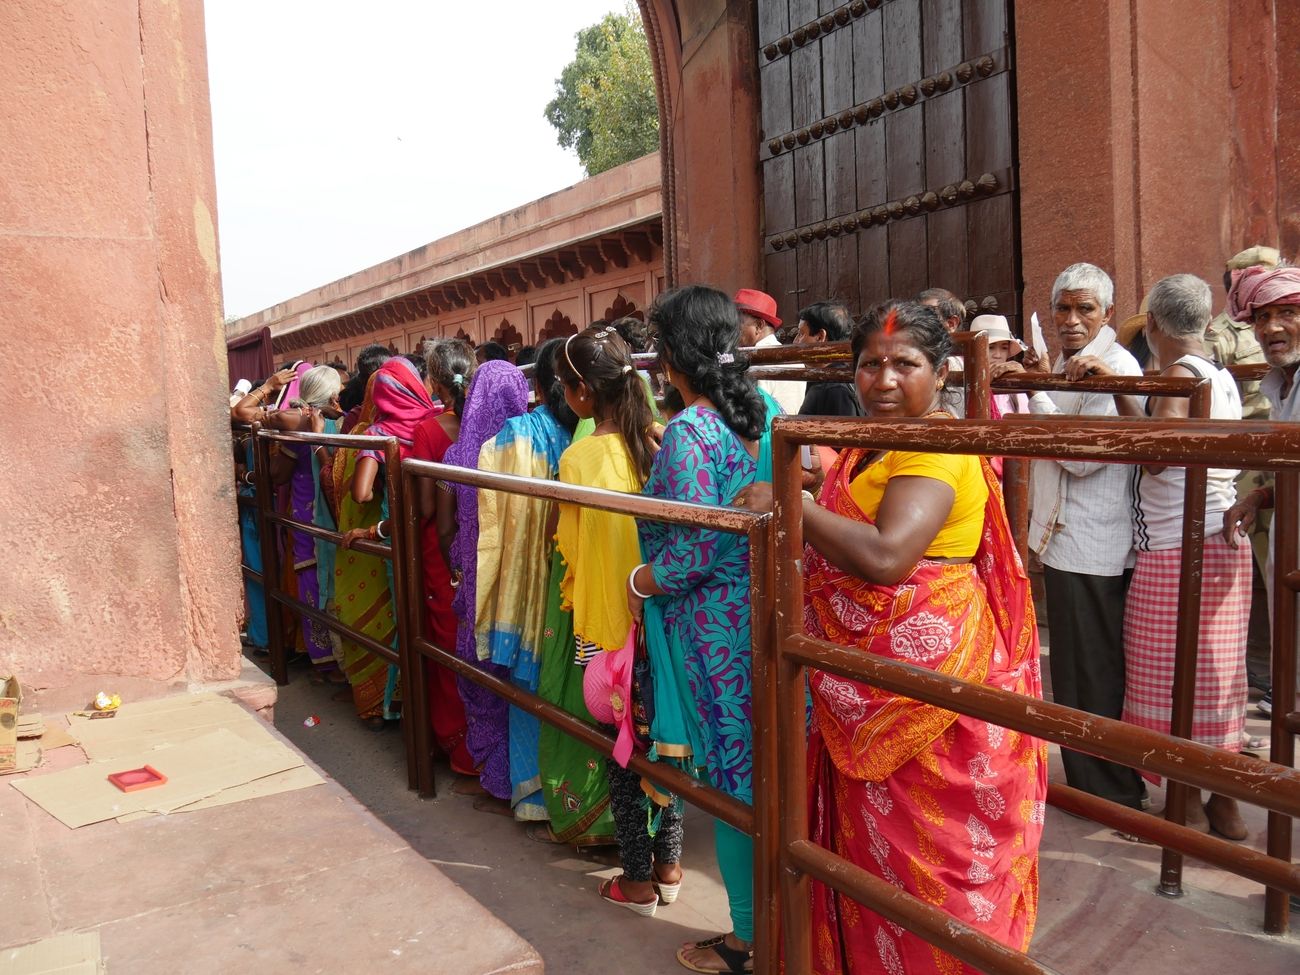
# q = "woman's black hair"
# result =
<box><xmin>425</xmin><ymin>338</ymin><xmax>476</xmax><ymax>416</ymax></box>
<box><xmin>476</xmin><ymin>341</ymin><xmax>510</xmax><ymax>362</ymax></box>
<box><xmin>534</xmin><ymin>337</ymin><xmax>580</xmax><ymax>435</ymax></box>
<box><xmin>850</xmin><ymin>300</ymin><xmax>953</xmax><ymax>370</ymax></box>
<box><xmin>647</xmin><ymin>286</ymin><xmax>766</xmax><ymax>442</ymax></box>
<box><xmin>354</xmin><ymin>343</ymin><xmax>391</xmax><ymax>379</ymax></box>
<box><xmin>610</xmin><ymin>316</ymin><xmax>652</xmax><ymax>353</ymax></box>
<box><xmin>402</xmin><ymin>352</ymin><xmax>427</xmax><ymax>380</ymax></box>
<box><xmin>799</xmin><ymin>301</ymin><xmax>854</xmax><ymax>342</ymax></box>
<box><xmin>514</xmin><ymin>345</ymin><xmax>538</xmax><ymax>368</ymax></box>
<box><xmin>554</xmin><ymin>326</ymin><xmax>656</xmax><ymax>481</ymax></box>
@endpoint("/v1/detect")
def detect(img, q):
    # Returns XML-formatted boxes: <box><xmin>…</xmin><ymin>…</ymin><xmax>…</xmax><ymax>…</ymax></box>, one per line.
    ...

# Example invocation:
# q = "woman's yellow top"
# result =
<box><xmin>557</xmin><ymin>433</ymin><xmax>643</xmax><ymax>652</ymax></box>
<box><xmin>848</xmin><ymin>450</ymin><xmax>987</xmax><ymax>558</ymax></box>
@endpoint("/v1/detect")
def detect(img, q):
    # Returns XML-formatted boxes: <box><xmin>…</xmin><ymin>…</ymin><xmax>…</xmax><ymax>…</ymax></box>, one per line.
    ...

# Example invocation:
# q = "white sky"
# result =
<box><xmin>205</xmin><ymin>0</ymin><xmax>624</xmax><ymax>318</ymax></box>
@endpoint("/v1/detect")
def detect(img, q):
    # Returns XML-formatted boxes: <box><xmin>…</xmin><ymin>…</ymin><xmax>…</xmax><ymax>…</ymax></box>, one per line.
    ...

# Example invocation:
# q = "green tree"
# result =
<box><xmin>544</xmin><ymin>6</ymin><xmax>660</xmax><ymax>177</ymax></box>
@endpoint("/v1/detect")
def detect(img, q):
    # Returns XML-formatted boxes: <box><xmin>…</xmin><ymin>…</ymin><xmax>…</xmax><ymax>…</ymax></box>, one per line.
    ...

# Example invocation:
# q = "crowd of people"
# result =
<box><xmin>228</xmin><ymin>250</ymin><xmax>1298</xmax><ymax>974</ymax></box>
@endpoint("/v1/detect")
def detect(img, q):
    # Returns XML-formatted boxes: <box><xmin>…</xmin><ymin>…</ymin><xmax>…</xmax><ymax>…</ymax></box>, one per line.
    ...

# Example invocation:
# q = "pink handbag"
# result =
<box><xmin>582</xmin><ymin>623</ymin><xmax>637</xmax><ymax>768</ymax></box>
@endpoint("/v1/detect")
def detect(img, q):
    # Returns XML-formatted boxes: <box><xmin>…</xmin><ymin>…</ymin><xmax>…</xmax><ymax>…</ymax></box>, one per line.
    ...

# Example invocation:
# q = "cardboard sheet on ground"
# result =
<box><xmin>66</xmin><ymin>692</ymin><xmax>323</xmax><ymax>820</ymax></box>
<box><xmin>12</xmin><ymin>727</ymin><xmax>302</xmax><ymax>828</ymax></box>
<box><xmin>0</xmin><ymin>931</ymin><xmax>104</xmax><ymax>974</ymax></box>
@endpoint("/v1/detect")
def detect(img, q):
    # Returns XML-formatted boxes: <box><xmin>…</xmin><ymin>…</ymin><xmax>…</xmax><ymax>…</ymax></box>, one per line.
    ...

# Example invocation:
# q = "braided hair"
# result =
<box><xmin>648</xmin><ymin>286</ymin><xmax>766</xmax><ymax>442</ymax></box>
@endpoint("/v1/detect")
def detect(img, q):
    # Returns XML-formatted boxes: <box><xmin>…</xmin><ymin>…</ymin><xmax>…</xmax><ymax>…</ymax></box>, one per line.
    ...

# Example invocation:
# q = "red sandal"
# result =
<box><xmin>598</xmin><ymin>876</ymin><xmax>658</xmax><ymax>917</ymax></box>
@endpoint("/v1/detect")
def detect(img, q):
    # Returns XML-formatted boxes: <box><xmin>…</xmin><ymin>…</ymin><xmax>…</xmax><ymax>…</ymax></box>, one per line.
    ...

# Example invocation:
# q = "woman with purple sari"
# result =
<box><xmin>439</xmin><ymin>360</ymin><xmax>530</xmax><ymax>804</ymax></box>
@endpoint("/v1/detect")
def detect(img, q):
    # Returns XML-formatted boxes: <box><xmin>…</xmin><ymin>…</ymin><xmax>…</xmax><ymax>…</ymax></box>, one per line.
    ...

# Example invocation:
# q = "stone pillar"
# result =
<box><xmin>0</xmin><ymin>1</ymin><xmax>242</xmax><ymax>685</ymax></box>
<box><xmin>1016</xmin><ymin>0</ymin><xmax>1283</xmax><ymax>317</ymax></box>
<box><xmin>646</xmin><ymin>0</ymin><xmax>763</xmax><ymax>294</ymax></box>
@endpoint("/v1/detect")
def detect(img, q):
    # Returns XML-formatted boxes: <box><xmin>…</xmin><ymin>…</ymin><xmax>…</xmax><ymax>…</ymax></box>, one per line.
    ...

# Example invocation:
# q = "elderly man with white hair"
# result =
<box><xmin>995</xmin><ymin>262</ymin><xmax>1147</xmax><ymax>810</ymax></box>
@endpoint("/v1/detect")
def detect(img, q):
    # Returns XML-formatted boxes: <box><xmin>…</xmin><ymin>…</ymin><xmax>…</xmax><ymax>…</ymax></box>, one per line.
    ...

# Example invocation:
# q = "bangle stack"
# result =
<box><xmin>628</xmin><ymin>564</ymin><xmax>654</xmax><ymax>599</ymax></box>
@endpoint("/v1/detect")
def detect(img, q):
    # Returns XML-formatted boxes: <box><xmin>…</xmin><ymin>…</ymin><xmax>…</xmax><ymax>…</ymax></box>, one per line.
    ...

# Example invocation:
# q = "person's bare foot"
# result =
<box><xmin>1205</xmin><ymin>793</ymin><xmax>1248</xmax><ymax>840</ymax></box>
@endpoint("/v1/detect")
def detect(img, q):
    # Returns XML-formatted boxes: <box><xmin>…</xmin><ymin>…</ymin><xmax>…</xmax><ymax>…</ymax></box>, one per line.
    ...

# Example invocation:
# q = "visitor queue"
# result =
<box><xmin>227</xmin><ymin>253</ymin><xmax>1296</xmax><ymax>974</ymax></box>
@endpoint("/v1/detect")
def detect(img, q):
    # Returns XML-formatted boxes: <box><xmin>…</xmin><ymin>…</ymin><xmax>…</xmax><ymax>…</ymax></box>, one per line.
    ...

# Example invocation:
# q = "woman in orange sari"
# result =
<box><xmin>738</xmin><ymin>301</ymin><xmax>1047</xmax><ymax>974</ymax></box>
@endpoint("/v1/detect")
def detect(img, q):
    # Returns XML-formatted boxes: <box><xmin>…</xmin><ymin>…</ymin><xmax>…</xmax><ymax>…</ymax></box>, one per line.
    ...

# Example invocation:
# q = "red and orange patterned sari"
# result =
<box><xmin>804</xmin><ymin>449</ymin><xmax>1047</xmax><ymax>975</ymax></box>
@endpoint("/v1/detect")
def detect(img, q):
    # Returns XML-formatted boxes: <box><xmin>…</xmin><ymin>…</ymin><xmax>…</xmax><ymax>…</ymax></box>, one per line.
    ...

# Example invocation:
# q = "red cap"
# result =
<box><xmin>733</xmin><ymin>288</ymin><xmax>781</xmax><ymax>328</ymax></box>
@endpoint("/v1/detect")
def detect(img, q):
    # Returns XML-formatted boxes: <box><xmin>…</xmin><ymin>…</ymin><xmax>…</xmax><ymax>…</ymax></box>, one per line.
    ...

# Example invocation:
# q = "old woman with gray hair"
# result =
<box><xmin>995</xmin><ymin>262</ymin><xmax>1148</xmax><ymax>810</ymax></box>
<box><xmin>1070</xmin><ymin>273</ymin><xmax>1249</xmax><ymax>838</ymax></box>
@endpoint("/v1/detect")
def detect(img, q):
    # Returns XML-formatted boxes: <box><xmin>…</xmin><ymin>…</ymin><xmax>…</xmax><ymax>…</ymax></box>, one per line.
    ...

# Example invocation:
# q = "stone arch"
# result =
<box><xmin>537</xmin><ymin>309</ymin><xmax>577</xmax><ymax>341</ymax></box>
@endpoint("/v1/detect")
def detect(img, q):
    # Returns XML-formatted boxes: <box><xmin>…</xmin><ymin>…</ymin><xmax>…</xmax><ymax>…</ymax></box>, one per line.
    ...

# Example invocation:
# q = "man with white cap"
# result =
<box><xmin>735</xmin><ymin>287</ymin><xmax>805</xmax><ymax>414</ymax></box>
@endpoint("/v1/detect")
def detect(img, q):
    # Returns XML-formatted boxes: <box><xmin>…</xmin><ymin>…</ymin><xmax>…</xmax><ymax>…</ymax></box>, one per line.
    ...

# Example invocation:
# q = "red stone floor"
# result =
<box><xmin>2</xmin><ymin>644</ymin><xmax>1296</xmax><ymax>974</ymax></box>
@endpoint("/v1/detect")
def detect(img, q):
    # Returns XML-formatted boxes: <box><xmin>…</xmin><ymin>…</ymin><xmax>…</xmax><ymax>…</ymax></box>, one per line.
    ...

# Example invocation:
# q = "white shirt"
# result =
<box><xmin>1132</xmin><ymin>355</ymin><xmax>1241</xmax><ymax>551</ymax></box>
<box><xmin>755</xmin><ymin>332</ymin><xmax>806</xmax><ymax>414</ymax></box>
<box><xmin>1261</xmin><ymin>365</ymin><xmax>1300</xmax><ymax>609</ymax></box>
<box><xmin>1028</xmin><ymin>325</ymin><xmax>1142</xmax><ymax>575</ymax></box>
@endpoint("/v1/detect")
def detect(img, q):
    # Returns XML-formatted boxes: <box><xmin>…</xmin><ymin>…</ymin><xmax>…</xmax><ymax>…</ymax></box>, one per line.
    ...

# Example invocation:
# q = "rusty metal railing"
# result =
<box><xmin>769</xmin><ymin>415</ymin><xmax>1300</xmax><ymax>975</ymax></box>
<box><xmin>246</xmin><ymin>424</ymin><xmax>422</xmax><ymax>790</ymax></box>
<box><xmin>393</xmin><ymin>457</ymin><xmax>782</xmax><ymax>975</ymax></box>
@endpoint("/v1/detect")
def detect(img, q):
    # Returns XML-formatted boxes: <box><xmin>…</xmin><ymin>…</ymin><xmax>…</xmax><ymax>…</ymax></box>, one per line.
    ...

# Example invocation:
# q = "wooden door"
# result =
<box><xmin>758</xmin><ymin>0</ymin><xmax>1019</xmax><ymax>330</ymax></box>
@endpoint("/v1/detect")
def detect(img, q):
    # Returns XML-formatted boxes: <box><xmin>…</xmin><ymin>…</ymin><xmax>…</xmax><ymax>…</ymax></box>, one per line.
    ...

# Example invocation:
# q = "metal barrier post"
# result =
<box><xmin>382</xmin><ymin>437</ymin><xmax>420</xmax><ymax>793</ymax></box>
<box><xmin>398</xmin><ymin>454</ymin><xmax>436</xmax><ymax>798</ymax></box>
<box><xmin>251</xmin><ymin>423</ymin><xmax>289</xmax><ymax>686</ymax></box>
<box><xmin>1266</xmin><ymin>467</ymin><xmax>1298</xmax><ymax>934</ymax></box>
<box><xmin>1158</xmin><ymin>382</ymin><xmax>1212</xmax><ymax>898</ymax></box>
<box><xmin>747</xmin><ymin>513</ymin><xmax>778</xmax><ymax>975</ymax></box>
<box><xmin>770</xmin><ymin>427</ymin><xmax>812</xmax><ymax>974</ymax></box>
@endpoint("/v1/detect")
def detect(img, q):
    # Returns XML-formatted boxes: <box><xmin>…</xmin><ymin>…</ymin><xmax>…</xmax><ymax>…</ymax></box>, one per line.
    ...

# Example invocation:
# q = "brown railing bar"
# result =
<box><xmin>263</xmin><ymin>510</ymin><xmax>392</xmax><ymax>561</ymax></box>
<box><xmin>408</xmin><ymin>634</ymin><xmax>754</xmax><ymax>833</ymax></box>
<box><xmin>403</xmin><ymin>459</ymin><xmax>764</xmax><ymax>534</ymax></box>
<box><xmin>1048</xmin><ymin>783</ymin><xmax>1300</xmax><ymax>895</ymax></box>
<box><xmin>235</xmin><ymin>494</ymin><xmax>256</xmax><ymax>509</ymax></box>
<box><xmin>771</xmin><ymin>416</ymin><xmax>1300</xmax><ymax>469</ymax></box>
<box><xmin>268</xmin><ymin>589</ymin><xmax>398</xmax><ymax>667</ymax></box>
<box><xmin>1266</xmin><ymin>468</ymin><xmax>1299</xmax><ymax>933</ymax></box>
<box><xmin>781</xmin><ymin>631</ymin><xmax>1300</xmax><ymax>816</ymax></box>
<box><xmin>257</xmin><ymin>429</ymin><xmax>392</xmax><ymax>450</ymax></box>
<box><xmin>240</xmin><ymin>565</ymin><xmax>262</xmax><ymax>585</ymax></box>
<box><xmin>785</xmin><ymin>839</ymin><xmax>1062</xmax><ymax>975</ymax></box>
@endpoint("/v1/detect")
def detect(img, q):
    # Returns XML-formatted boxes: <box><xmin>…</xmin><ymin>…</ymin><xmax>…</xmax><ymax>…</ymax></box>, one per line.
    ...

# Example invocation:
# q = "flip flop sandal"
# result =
<box><xmin>526</xmin><ymin>823</ymin><xmax>564</xmax><ymax>845</ymax></box>
<box><xmin>676</xmin><ymin>935</ymin><xmax>753</xmax><ymax>974</ymax></box>
<box><xmin>652</xmin><ymin>868</ymin><xmax>683</xmax><ymax>904</ymax></box>
<box><xmin>599</xmin><ymin>876</ymin><xmax>658</xmax><ymax>918</ymax></box>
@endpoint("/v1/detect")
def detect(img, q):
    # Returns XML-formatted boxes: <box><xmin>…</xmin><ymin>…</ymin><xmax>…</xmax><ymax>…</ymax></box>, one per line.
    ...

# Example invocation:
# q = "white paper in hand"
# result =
<box><xmin>1029</xmin><ymin>312</ymin><xmax>1049</xmax><ymax>362</ymax></box>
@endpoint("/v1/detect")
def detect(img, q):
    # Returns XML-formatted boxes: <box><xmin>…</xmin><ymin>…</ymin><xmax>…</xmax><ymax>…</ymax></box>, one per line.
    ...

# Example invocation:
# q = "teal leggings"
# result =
<box><xmin>715</xmin><ymin>820</ymin><xmax>754</xmax><ymax>943</ymax></box>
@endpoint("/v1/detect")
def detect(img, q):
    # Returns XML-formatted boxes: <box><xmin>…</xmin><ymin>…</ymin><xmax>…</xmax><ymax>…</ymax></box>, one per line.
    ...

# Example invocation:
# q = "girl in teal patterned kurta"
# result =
<box><xmin>627</xmin><ymin>286</ymin><xmax>778</xmax><ymax>975</ymax></box>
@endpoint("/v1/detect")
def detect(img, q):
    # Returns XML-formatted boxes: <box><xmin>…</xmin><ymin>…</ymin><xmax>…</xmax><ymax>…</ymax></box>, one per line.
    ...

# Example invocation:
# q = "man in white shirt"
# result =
<box><xmin>735</xmin><ymin>288</ymin><xmax>806</xmax><ymax>414</ymax></box>
<box><xmin>994</xmin><ymin>262</ymin><xmax>1146</xmax><ymax>810</ymax></box>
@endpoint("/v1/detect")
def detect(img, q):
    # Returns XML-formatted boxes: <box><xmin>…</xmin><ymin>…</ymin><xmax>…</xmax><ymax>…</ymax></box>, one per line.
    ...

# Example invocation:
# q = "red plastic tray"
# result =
<box><xmin>107</xmin><ymin>765</ymin><xmax>168</xmax><ymax>793</ymax></box>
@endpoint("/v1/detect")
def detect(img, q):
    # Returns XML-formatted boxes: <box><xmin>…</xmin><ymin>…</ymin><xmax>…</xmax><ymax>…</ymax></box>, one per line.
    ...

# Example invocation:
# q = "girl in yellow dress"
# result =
<box><xmin>554</xmin><ymin>325</ymin><xmax>681</xmax><ymax>916</ymax></box>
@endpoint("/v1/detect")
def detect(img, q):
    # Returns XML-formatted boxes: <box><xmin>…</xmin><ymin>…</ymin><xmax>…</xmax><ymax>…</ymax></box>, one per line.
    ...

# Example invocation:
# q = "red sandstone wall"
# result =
<box><xmin>1017</xmin><ymin>0</ymin><xmax>1284</xmax><ymax>319</ymax></box>
<box><xmin>0</xmin><ymin>1</ymin><xmax>241</xmax><ymax>684</ymax></box>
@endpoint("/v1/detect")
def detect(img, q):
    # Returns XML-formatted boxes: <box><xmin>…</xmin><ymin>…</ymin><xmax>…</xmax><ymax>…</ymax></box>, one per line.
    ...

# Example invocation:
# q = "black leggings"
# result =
<box><xmin>605</xmin><ymin>758</ymin><xmax>684</xmax><ymax>882</ymax></box>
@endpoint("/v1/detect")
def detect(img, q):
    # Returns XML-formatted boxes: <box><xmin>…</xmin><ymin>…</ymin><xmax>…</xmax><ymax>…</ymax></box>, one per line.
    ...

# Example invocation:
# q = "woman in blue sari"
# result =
<box><xmin>475</xmin><ymin>339</ymin><xmax>579</xmax><ymax>822</ymax></box>
<box><xmin>626</xmin><ymin>286</ymin><xmax>778</xmax><ymax>975</ymax></box>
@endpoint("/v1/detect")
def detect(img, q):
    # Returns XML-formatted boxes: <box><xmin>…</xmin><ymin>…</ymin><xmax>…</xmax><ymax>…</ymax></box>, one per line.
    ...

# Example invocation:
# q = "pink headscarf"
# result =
<box><xmin>1227</xmin><ymin>265</ymin><xmax>1300</xmax><ymax>322</ymax></box>
<box><xmin>368</xmin><ymin>358</ymin><xmax>437</xmax><ymax>458</ymax></box>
